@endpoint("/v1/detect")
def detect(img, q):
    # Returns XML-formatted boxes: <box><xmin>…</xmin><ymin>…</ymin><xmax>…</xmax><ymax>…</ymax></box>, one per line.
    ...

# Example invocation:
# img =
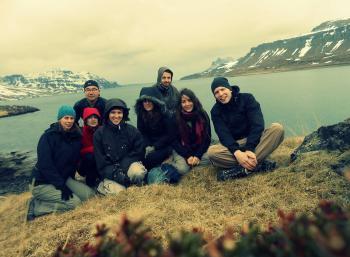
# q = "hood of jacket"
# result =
<box><xmin>135</xmin><ymin>87</ymin><xmax>166</xmax><ymax>115</ymax></box>
<box><xmin>82</xmin><ymin>107</ymin><xmax>101</xmax><ymax>121</ymax></box>
<box><xmin>104</xmin><ymin>98</ymin><xmax>130</xmax><ymax>122</ymax></box>
<box><xmin>155</xmin><ymin>66</ymin><xmax>173</xmax><ymax>85</ymax></box>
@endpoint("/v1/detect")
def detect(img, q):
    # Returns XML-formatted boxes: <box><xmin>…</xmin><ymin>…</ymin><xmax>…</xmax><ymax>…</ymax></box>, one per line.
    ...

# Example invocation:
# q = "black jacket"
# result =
<box><xmin>74</xmin><ymin>97</ymin><xmax>106</xmax><ymax>123</ymax></box>
<box><xmin>173</xmin><ymin>112</ymin><xmax>211</xmax><ymax>159</ymax></box>
<box><xmin>94</xmin><ymin>98</ymin><xmax>144</xmax><ymax>184</ymax></box>
<box><xmin>211</xmin><ymin>86</ymin><xmax>264</xmax><ymax>154</ymax></box>
<box><xmin>135</xmin><ymin>87</ymin><xmax>175</xmax><ymax>149</ymax></box>
<box><xmin>32</xmin><ymin>123</ymin><xmax>82</xmax><ymax>188</ymax></box>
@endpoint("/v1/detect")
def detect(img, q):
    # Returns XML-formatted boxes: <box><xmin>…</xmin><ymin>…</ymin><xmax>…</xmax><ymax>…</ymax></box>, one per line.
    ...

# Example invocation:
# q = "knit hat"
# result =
<box><xmin>84</xmin><ymin>80</ymin><xmax>99</xmax><ymax>89</ymax></box>
<box><xmin>211</xmin><ymin>77</ymin><xmax>232</xmax><ymax>94</ymax></box>
<box><xmin>57</xmin><ymin>105</ymin><xmax>76</xmax><ymax>120</ymax></box>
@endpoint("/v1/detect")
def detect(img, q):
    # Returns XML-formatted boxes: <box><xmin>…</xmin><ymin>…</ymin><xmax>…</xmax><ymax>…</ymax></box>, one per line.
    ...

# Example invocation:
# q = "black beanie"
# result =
<box><xmin>84</xmin><ymin>80</ymin><xmax>99</xmax><ymax>89</ymax></box>
<box><xmin>211</xmin><ymin>77</ymin><xmax>231</xmax><ymax>94</ymax></box>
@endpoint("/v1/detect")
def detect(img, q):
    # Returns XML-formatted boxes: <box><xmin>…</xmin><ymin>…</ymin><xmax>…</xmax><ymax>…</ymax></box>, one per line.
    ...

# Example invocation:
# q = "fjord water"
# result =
<box><xmin>0</xmin><ymin>66</ymin><xmax>349</xmax><ymax>153</ymax></box>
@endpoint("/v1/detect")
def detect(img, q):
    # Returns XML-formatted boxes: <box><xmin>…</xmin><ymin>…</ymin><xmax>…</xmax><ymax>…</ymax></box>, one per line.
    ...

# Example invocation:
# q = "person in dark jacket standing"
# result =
<box><xmin>207</xmin><ymin>77</ymin><xmax>284</xmax><ymax>181</ymax></box>
<box><xmin>74</xmin><ymin>80</ymin><xmax>106</xmax><ymax>124</ymax></box>
<box><xmin>78</xmin><ymin>107</ymin><xmax>101</xmax><ymax>187</ymax></box>
<box><xmin>27</xmin><ymin>105</ymin><xmax>95</xmax><ymax>221</ymax></box>
<box><xmin>138</xmin><ymin>67</ymin><xmax>180</xmax><ymax>117</ymax></box>
<box><xmin>94</xmin><ymin>98</ymin><xmax>146</xmax><ymax>193</ymax></box>
<box><xmin>170</xmin><ymin>88</ymin><xmax>211</xmax><ymax>174</ymax></box>
<box><xmin>135</xmin><ymin>87</ymin><xmax>175</xmax><ymax>170</ymax></box>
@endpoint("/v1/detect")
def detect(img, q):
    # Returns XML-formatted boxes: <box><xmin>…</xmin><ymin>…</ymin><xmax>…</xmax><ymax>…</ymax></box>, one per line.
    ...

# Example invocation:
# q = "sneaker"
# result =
<box><xmin>217</xmin><ymin>166</ymin><xmax>250</xmax><ymax>181</ymax></box>
<box><xmin>255</xmin><ymin>159</ymin><xmax>277</xmax><ymax>173</ymax></box>
<box><xmin>26</xmin><ymin>198</ymin><xmax>35</xmax><ymax>222</ymax></box>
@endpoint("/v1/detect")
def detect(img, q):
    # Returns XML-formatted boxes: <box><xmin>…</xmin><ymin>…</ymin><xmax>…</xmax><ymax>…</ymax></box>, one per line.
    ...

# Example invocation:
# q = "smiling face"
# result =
<box><xmin>86</xmin><ymin>114</ymin><xmax>99</xmax><ymax>127</ymax></box>
<box><xmin>213</xmin><ymin>86</ymin><xmax>232</xmax><ymax>104</ymax></box>
<box><xmin>109</xmin><ymin>108</ymin><xmax>123</xmax><ymax>125</ymax></box>
<box><xmin>160</xmin><ymin>71</ymin><xmax>172</xmax><ymax>87</ymax></box>
<box><xmin>181</xmin><ymin>95</ymin><xmax>194</xmax><ymax>113</ymax></box>
<box><xmin>84</xmin><ymin>86</ymin><xmax>100</xmax><ymax>102</ymax></box>
<box><xmin>59</xmin><ymin>115</ymin><xmax>75</xmax><ymax>131</ymax></box>
<box><xmin>143</xmin><ymin>99</ymin><xmax>154</xmax><ymax>112</ymax></box>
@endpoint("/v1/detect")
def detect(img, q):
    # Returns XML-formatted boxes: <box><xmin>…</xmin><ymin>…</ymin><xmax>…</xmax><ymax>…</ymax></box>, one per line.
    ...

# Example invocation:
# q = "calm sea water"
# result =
<box><xmin>1</xmin><ymin>66</ymin><xmax>349</xmax><ymax>153</ymax></box>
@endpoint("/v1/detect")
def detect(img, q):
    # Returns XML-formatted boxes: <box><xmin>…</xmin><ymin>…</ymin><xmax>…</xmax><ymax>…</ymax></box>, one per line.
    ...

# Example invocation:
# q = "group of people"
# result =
<box><xmin>26</xmin><ymin>66</ymin><xmax>284</xmax><ymax>221</ymax></box>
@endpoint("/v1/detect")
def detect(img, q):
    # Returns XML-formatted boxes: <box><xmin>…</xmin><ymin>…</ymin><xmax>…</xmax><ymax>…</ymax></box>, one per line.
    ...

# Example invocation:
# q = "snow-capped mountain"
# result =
<box><xmin>181</xmin><ymin>18</ymin><xmax>350</xmax><ymax>80</ymax></box>
<box><xmin>0</xmin><ymin>69</ymin><xmax>120</xmax><ymax>101</ymax></box>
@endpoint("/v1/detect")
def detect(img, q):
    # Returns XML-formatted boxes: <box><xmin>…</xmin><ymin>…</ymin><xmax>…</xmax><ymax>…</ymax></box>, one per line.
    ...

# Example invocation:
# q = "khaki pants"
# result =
<box><xmin>31</xmin><ymin>177</ymin><xmax>95</xmax><ymax>217</ymax></box>
<box><xmin>208</xmin><ymin>123</ymin><xmax>284</xmax><ymax>168</ymax></box>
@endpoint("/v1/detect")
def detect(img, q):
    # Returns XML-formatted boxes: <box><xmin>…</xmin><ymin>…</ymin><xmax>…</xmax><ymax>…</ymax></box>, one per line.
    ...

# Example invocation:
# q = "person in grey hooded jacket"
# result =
<box><xmin>140</xmin><ymin>67</ymin><xmax>180</xmax><ymax>117</ymax></box>
<box><xmin>94</xmin><ymin>99</ymin><xmax>146</xmax><ymax>188</ymax></box>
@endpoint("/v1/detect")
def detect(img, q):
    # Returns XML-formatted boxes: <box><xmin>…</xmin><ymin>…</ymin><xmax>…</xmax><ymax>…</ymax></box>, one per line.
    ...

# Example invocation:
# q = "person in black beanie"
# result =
<box><xmin>26</xmin><ymin>105</ymin><xmax>95</xmax><ymax>221</ymax></box>
<box><xmin>208</xmin><ymin>77</ymin><xmax>285</xmax><ymax>181</ymax></box>
<box><xmin>74</xmin><ymin>80</ymin><xmax>107</xmax><ymax>124</ymax></box>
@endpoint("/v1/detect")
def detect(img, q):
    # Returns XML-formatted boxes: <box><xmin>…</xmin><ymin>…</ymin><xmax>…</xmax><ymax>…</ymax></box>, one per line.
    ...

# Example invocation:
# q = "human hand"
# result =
<box><xmin>60</xmin><ymin>185</ymin><xmax>73</xmax><ymax>201</ymax></box>
<box><xmin>246</xmin><ymin>151</ymin><xmax>257</xmax><ymax>167</ymax></box>
<box><xmin>187</xmin><ymin>156</ymin><xmax>194</xmax><ymax>166</ymax></box>
<box><xmin>191</xmin><ymin>156</ymin><xmax>200</xmax><ymax>166</ymax></box>
<box><xmin>234</xmin><ymin>150</ymin><xmax>256</xmax><ymax>171</ymax></box>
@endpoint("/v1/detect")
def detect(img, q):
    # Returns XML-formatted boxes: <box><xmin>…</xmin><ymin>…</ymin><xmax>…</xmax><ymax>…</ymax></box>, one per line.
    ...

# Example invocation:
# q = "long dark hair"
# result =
<box><xmin>139</xmin><ymin>99</ymin><xmax>163</xmax><ymax>128</ymax></box>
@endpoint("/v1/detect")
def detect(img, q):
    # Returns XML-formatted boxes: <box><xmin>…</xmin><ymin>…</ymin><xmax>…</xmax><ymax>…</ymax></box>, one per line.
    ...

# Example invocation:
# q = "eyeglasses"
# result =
<box><xmin>85</xmin><ymin>88</ymin><xmax>99</xmax><ymax>92</ymax></box>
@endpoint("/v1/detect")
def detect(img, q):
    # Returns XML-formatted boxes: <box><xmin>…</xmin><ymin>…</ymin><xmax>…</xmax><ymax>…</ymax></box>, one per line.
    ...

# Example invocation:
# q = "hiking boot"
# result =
<box><xmin>217</xmin><ymin>166</ymin><xmax>250</xmax><ymax>181</ymax></box>
<box><xmin>255</xmin><ymin>159</ymin><xmax>277</xmax><ymax>173</ymax></box>
<box><xmin>26</xmin><ymin>198</ymin><xmax>36</xmax><ymax>222</ymax></box>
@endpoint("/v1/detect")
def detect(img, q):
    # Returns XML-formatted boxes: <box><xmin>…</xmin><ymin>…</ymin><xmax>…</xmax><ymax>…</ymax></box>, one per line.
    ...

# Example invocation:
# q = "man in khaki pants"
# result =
<box><xmin>207</xmin><ymin>77</ymin><xmax>284</xmax><ymax>181</ymax></box>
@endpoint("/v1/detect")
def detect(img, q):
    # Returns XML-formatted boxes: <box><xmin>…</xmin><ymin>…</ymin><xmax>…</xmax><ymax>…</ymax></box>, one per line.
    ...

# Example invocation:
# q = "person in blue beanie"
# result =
<box><xmin>26</xmin><ymin>105</ymin><xmax>95</xmax><ymax>221</ymax></box>
<box><xmin>208</xmin><ymin>77</ymin><xmax>285</xmax><ymax>181</ymax></box>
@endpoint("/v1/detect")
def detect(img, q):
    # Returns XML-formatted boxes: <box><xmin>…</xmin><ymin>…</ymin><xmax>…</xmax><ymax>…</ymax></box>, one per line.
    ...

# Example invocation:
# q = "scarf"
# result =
<box><xmin>178</xmin><ymin>110</ymin><xmax>206</xmax><ymax>148</ymax></box>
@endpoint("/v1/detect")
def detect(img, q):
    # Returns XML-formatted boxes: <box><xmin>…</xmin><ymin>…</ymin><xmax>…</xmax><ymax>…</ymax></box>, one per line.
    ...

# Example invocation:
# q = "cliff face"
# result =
<box><xmin>0</xmin><ymin>69</ymin><xmax>120</xmax><ymax>101</ymax></box>
<box><xmin>181</xmin><ymin>19</ymin><xmax>350</xmax><ymax>80</ymax></box>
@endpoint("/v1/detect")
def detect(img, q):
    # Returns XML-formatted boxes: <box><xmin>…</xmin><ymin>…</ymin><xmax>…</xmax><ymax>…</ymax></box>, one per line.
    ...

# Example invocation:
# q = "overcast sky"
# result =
<box><xmin>1</xmin><ymin>0</ymin><xmax>349</xmax><ymax>84</ymax></box>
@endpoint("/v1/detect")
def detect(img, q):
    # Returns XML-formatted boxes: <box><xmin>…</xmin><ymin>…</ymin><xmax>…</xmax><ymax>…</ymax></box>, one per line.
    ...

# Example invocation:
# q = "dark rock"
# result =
<box><xmin>0</xmin><ymin>105</ymin><xmax>39</xmax><ymax>118</ymax></box>
<box><xmin>0</xmin><ymin>151</ymin><xmax>36</xmax><ymax>195</ymax></box>
<box><xmin>291</xmin><ymin>118</ymin><xmax>350</xmax><ymax>176</ymax></box>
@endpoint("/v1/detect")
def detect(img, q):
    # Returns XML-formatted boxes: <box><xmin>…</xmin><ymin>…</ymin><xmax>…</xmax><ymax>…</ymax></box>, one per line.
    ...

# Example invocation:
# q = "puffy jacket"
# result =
<box><xmin>32</xmin><ymin>123</ymin><xmax>82</xmax><ymax>188</ymax></box>
<box><xmin>211</xmin><ymin>86</ymin><xmax>264</xmax><ymax>153</ymax></box>
<box><xmin>135</xmin><ymin>87</ymin><xmax>176</xmax><ymax>149</ymax></box>
<box><xmin>80</xmin><ymin>107</ymin><xmax>101</xmax><ymax>156</ymax></box>
<box><xmin>93</xmin><ymin>98</ymin><xmax>144</xmax><ymax>184</ymax></box>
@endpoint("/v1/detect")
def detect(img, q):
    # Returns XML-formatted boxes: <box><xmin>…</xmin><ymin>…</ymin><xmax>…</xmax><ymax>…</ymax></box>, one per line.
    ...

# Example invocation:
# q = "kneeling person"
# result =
<box><xmin>208</xmin><ymin>77</ymin><xmax>284</xmax><ymax>181</ymax></box>
<box><xmin>94</xmin><ymin>99</ymin><xmax>146</xmax><ymax>194</ymax></box>
<box><xmin>27</xmin><ymin>105</ymin><xmax>95</xmax><ymax>221</ymax></box>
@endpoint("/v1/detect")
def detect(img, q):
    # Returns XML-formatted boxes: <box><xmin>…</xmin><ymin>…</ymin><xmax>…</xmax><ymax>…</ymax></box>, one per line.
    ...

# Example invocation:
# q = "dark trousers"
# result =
<box><xmin>143</xmin><ymin>146</ymin><xmax>172</xmax><ymax>170</ymax></box>
<box><xmin>78</xmin><ymin>153</ymin><xmax>100</xmax><ymax>187</ymax></box>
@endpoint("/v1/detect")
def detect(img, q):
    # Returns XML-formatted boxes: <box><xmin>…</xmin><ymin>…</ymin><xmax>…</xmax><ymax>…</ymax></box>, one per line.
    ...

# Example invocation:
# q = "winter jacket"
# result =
<box><xmin>80</xmin><ymin>108</ymin><xmax>101</xmax><ymax>156</ymax></box>
<box><xmin>173</xmin><ymin>111</ymin><xmax>211</xmax><ymax>159</ymax></box>
<box><xmin>74</xmin><ymin>97</ymin><xmax>106</xmax><ymax>123</ymax></box>
<box><xmin>32</xmin><ymin>123</ymin><xmax>82</xmax><ymax>189</ymax></box>
<box><xmin>93</xmin><ymin>99</ymin><xmax>144</xmax><ymax>183</ymax></box>
<box><xmin>145</xmin><ymin>66</ymin><xmax>180</xmax><ymax>116</ymax></box>
<box><xmin>211</xmin><ymin>86</ymin><xmax>264</xmax><ymax>154</ymax></box>
<box><xmin>135</xmin><ymin>87</ymin><xmax>176</xmax><ymax>149</ymax></box>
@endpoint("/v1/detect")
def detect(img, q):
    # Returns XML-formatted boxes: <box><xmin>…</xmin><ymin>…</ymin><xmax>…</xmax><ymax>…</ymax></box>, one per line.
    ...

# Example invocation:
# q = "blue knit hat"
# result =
<box><xmin>57</xmin><ymin>105</ymin><xmax>76</xmax><ymax>120</ymax></box>
<box><xmin>211</xmin><ymin>77</ymin><xmax>232</xmax><ymax>94</ymax></box>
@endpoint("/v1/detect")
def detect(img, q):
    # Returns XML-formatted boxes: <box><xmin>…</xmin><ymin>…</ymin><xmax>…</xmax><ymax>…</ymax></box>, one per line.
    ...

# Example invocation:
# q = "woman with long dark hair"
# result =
<box><xmin>171</xmin><ymin>88</ymin><xmax>211</xmax><ymax>174</ymax></box>
<box><xmin>135</xmin><ymin>87</ymin><xmax>175</xmax><ymax>170</ymax></box>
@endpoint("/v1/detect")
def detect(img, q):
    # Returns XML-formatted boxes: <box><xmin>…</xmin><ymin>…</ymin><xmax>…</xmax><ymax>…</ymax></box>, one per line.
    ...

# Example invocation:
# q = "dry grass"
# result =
<box><xmin>1</xmin><ymin>137</ymin><xmax>349</xmax><ymax>257</ymax></box>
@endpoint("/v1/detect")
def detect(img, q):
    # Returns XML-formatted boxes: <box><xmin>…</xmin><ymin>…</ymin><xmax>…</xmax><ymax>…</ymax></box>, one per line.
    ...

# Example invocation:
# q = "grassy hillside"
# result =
<box><xmin>0</xmin><ymin>137</ymin><xmax>349</xmax><ymax>257</ymax></box>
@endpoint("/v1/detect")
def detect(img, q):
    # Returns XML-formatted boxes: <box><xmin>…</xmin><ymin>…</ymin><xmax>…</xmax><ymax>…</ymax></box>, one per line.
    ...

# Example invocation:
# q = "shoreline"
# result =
<box><xmin>0</xmin><ymin>105</ymin><xmax>39</xmax><ymax>118</ymax></box>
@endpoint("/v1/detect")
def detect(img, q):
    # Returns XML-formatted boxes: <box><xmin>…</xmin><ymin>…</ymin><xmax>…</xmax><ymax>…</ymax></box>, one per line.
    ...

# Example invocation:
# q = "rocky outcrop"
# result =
<box><xmin>0</xmin><ymin>151</ymin><xmax>36</xmax><ymax>195</ymax></box>
<box><xmin>0</xmin><ymin>105</ymin><xmax>39</xmax><ymax>118</ymax></box>
<box><xmin>291</xmin><ymin>118</ymin><xmax>350</xmax><ymax>176</ymax></box>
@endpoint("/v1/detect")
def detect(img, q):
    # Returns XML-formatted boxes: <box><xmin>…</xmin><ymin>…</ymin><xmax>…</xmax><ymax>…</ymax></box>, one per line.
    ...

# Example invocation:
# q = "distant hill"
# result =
<box><xmin>0</xmin><ymin>69</ymin><xmax>120</xmax><ymax>101</ymax></box>
<box><xmin>181</xmin><ymin>18</ymin><xmax>350</xmax><ymax>80</ymax></box>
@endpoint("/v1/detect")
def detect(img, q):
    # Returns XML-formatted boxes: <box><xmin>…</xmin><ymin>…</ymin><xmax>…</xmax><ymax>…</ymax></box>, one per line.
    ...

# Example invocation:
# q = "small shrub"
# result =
<box><xmin>54</xmin><ymin>201</ymin><xmax>350</xmax><ymax>257</ymax></box>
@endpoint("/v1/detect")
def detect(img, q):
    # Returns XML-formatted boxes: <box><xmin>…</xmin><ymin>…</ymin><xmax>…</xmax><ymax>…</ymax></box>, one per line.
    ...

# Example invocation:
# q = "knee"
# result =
<box><xmin>207</xmin><ymin>144</ymin><xmax>221</xmax><ymax>159</ymax></box>
<box><xmin>65</xmin><ymin>195</ymin><xmax>82</xmax><ymax>210</ymax></box>
<box><xmin>176</xmin><ymin>163</ymin><xmax>190</xmax><ymax>175</ymax></box>
<box><xmin>271</xmin><ymin>123</ymin><xmax>285</xmax><ymax>137</ymax></box>
<box><xmin>127</xmin><ymin>162</ymin><xmax>147</xmax><ymax>181</ymax></box>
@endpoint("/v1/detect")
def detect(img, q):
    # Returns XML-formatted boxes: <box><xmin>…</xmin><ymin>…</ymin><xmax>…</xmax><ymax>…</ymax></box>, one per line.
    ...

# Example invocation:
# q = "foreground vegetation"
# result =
<box><xmin>0</xmin><ymin>137</ymin><xmax>349</xmax><ymax>257</ymax></box>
